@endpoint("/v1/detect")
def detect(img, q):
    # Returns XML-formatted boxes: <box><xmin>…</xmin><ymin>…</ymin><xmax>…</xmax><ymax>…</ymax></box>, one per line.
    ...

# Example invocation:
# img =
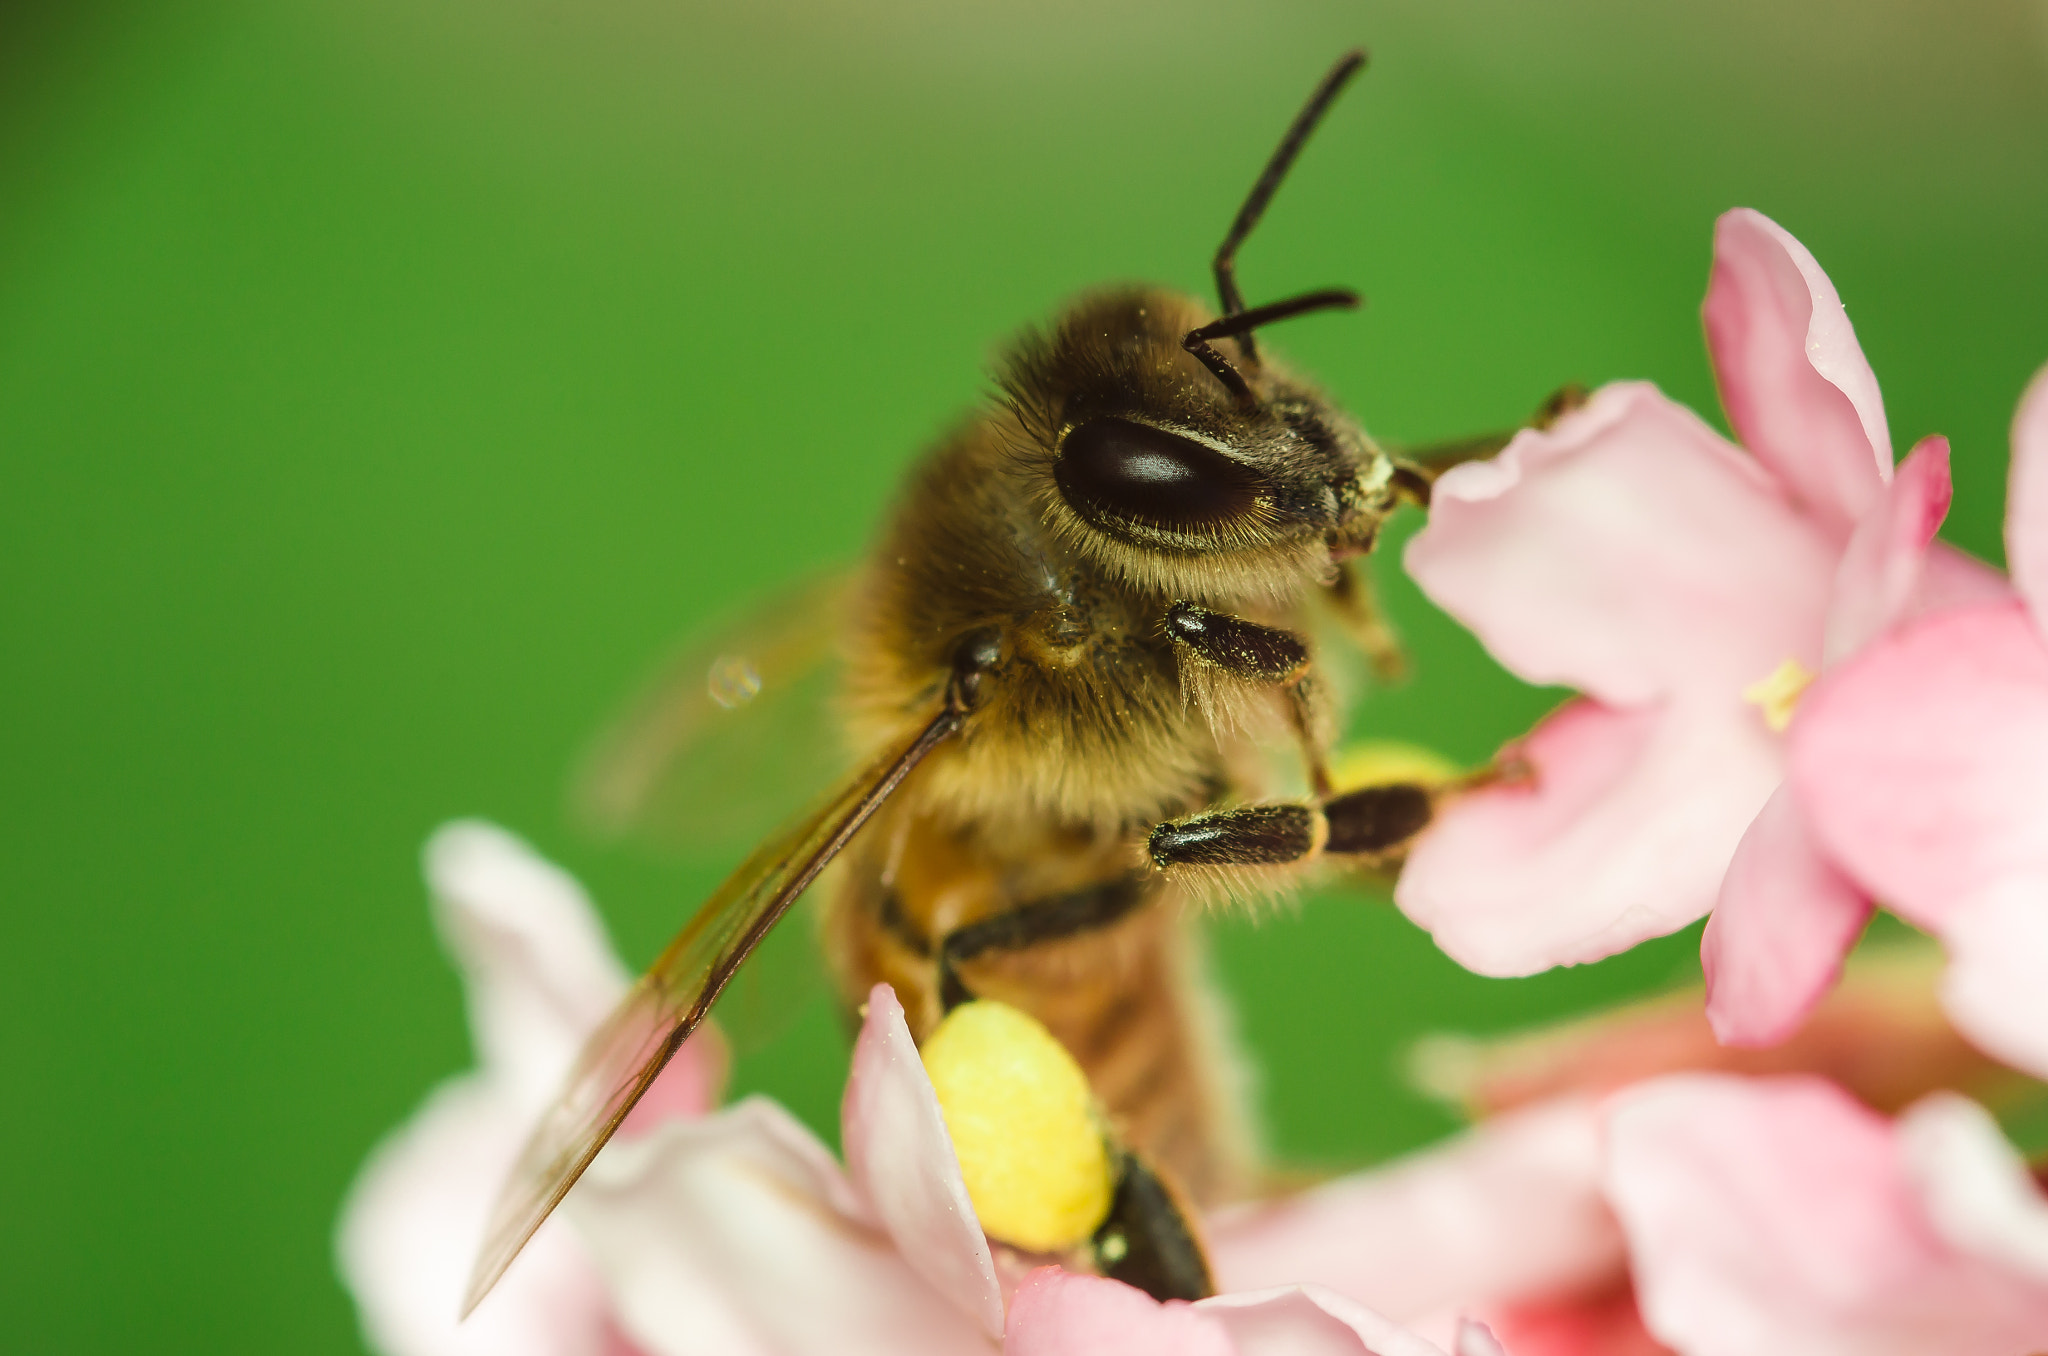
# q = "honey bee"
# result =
<box><xmin>466</xmin><ymin>49</ymin><xmax>1543</xmax><ymax>1315</ymax></box>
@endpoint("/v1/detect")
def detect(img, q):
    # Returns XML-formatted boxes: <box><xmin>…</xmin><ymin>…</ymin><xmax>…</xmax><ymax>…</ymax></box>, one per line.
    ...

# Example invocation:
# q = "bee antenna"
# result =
<box><xmin>1183</xmin><ymin>288</ymin><xmax>1361</xmax><ymax>406</ymax></box>
<box><xmin>1210</xmin><ymin>48</ymin><xmax>1367</xmax><ymax>367</ymax></box>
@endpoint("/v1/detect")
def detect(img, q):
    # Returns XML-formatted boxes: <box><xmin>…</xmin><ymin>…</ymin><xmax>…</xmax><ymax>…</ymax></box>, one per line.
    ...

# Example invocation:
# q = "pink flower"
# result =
<box><xmin>1603</xmin><ymin>1072</ymin><xmax>2048</xmax><ymax>1355</ymax></box>
<box><xmin>1790</xmin><ymin>363</ymin><xmax>2048</xmax><ymax>1079</ymax></box>
<box><xmin>340</xmin><ymin>824</ymin><xmax>1523</xmax><ymax>1356</ymax></box>
<box><xmin>1398</xmin><ymin>208</ymin><xmax>2002</xmax><ymax>1046</ymax></box>
<box><xmin>336</xmin><ymin>821</ymin><xmax>723</xmax><ymax>1356</ymax></box>
<box><xmin>1002</xmin><ymin>1266</ymin><xmax>1498</xmax><ymax>1356</ymax></box>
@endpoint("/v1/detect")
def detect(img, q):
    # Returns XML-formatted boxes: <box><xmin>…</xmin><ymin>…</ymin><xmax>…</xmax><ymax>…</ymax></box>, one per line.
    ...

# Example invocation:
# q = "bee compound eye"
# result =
<box><xmin>1055</xmin><ymin>418</ymin><xmax>1265</xmax><ymax>531</ymax></box>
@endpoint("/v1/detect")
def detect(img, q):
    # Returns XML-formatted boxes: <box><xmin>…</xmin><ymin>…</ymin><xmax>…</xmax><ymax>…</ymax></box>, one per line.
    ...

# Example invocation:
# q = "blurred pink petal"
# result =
<box><xmin>1397</xmin><ymin>696</ymin><xmax>1781</xmax><ymax>974</ymax></box>
<box><xmin>1453</xmin><ymin>1319</ymin><xmax>1507</xmax><ymax>1356</ymax></box>
<box><xmin>1211</xmin><ymin>1098</ymin><xmax>1621</xmax><ymax>1321</ymax></box>
<box><xmin>1482</xmin><ymin>1284</ymin><xmax>1671</xmax><ymax>1356</ymax></box>
<box><xmin>1938</xmin><ymin>879</ymin><xmax>2048</xmax><ymax>1080</ymax></box>
<box><xmin>1003</xmin><ymin>1270</ymin><xmax>1455</xmax><ymax>1356</ymax></box>
<box><xmin>1792</xmin><ymin>601</ymin><xmax>2048</xmax><ymax>930</ymax></box>
<box><xmin>567</xmin><ymin>1099</ymin><xmax>986</xmax><ymax>1356</ymax></box>
<box><xmin>1822</xmin><ymin>436</ymin><xmax>1953</xmax><ymax>662</ymax></box>
<box><xmin>842</xmin><ymin>984</ymin><xmax>1004</xmax><ymax>1338</ymax></box>
<box><xmin>1198</xmin><ymin>1286</ymin><xmax>1453</xmax><ymax>1356</ymax></box>
<box><xmin>1703</xmin><ymin>208</ymin><xmax>1890</xmax><ymax>536</ymax></box>
<box><xmin>1003</xmin><ymin>1270</ymin><xmax>1232</xmax><ymax>1356</ymax></box>
<box><xmin>1606</xmin><ymin>1073</ymin><xmax>2048</xmax><ymax>1356</ymax></box>
<box><xmin>340</xmin><ymin>821</ymin><xmax>722</xmax><ymax>1356</ymax></box>
<box><xmin>1898</xmin><ymin>1092</ymin><xmax>2048</xmax><ymax>1280</ymax></box>
<box><xmin>1407</xmin><ymin>382</ymin><xmax>1832</xmax><ymax>705</ymax></box>
<box><xmin>2004</xmin><ymin>364</ymin><xmax>2048</xmax><ymax>628</ymax></box>
<box><xmin>1702</xmin><ymin>786</ymin><xmax>1872</xmax><ymax>1047</ymax></box>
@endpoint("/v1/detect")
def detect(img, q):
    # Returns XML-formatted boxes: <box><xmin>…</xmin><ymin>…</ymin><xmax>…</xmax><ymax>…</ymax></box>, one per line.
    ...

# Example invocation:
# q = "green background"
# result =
<box><xmin>4</xmin><ymin>0</ymin><xmax>2045</xmax><ymax>1349</ymax></box>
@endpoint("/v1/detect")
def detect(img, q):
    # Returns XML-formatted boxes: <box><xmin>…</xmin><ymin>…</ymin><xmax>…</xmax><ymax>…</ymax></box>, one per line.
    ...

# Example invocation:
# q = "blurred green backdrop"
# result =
<box><xmin>4</xmin><ymin>0</ymin><xmax>2046</xmax><ymax>1349</ymax></box>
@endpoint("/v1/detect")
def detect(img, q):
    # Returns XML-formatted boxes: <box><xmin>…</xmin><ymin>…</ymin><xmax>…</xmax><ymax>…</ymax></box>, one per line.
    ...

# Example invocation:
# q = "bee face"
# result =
<box><xmin>1002</xmin><ymin>289</ymin><xmax>1397</xmax><ymax>604</ymax></box>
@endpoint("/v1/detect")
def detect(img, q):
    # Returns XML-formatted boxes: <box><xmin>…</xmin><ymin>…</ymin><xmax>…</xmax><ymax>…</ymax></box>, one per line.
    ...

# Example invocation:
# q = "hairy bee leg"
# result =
<box><xmin>1325</xmin><ymin>560</ymin><xmax>1406</xmax><ymax>682</ymax></box>
<box><xmin>1162</xmin><ymin>601</ymin><xmax>1331</xmax><ymax>793</ymax></box>
<box><xmin>1392</xmin><ymin>382</ymin><xmax>1595</xmax><ymax>505</ymax></box>
<box><xmin>1090</xmin><ymin>1150</ymin><xmax>1214</xmax><ymax>1301</ymax></box>
<box><xmin>1148</xmin><ymin>781</ymin><xmax>1439</xmax><ymax>871</ymax></box>
<box><xmin>935</xmin><ymin>874</ymin><xmax>1149</xmax><ymax>1012</ymax></box>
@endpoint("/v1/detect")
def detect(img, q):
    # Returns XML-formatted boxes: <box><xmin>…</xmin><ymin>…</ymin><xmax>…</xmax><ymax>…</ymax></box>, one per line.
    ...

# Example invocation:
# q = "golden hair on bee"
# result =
<box><xmin>464</xmin><ymin>47</ymin><xmax>1540</xmax><ymax>1317</ymax></box>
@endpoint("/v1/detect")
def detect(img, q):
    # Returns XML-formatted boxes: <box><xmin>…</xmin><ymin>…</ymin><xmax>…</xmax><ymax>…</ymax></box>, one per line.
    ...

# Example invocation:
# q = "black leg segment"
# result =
<box><xmin>1164</xmin><ymin>602</ymin><xmax>1311</xmax><ymax>683</ymax></box>
<box><xmin>1149</xmin><ymin>804</ymin><xmax>1319</xmax><ymax>870</ymax></box>
<box><xmin>1091</xmin><ymin>1151</ymin><xmax>1214</xmax><ymax>1301</ymax></box>
<box><xmin>937</xmin><ymin>874</ymin><xmax>1149</xmax><ymax>1012</ymax></box>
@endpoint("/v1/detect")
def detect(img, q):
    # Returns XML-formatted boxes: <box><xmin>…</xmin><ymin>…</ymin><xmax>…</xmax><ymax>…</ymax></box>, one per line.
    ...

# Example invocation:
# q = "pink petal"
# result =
<box><xmin>567</xmin><ymin>1099</ymin><xmax>987</xmax><ymax>1356</ymax></box>
<box><xmin>338</xmin><ymin>1078</ymin><xmax>621</xmax><ymax>1356</ymax></box>
<box><xmin>1209</xmin><ymin>1098</ymin><xmax>1620</xmax><ymax>1322</ymax></box>
<box><xmin>1605</xmin><ymin>1073</ymin><xmax>2048</xmax><ymax>1356</ymax></box>
<box><xmin>1792</xmin><ymin>601</ymin><xmax>2048</xmax><ymax>930</ymax></box>
<box><xmin>1003</xmin><ymin>1270</ymin><xmax>1232</xmax><ymax>1356</ymax></box>
<box><xmin>1898</xmin><ymin>1092</ymin><xmax>2048</xmax><ymax>1281</ymax></box>
<box><xmin>1197</xmin><ymin>1286</ymin><xmax>1453</xmax><ymax>1356</ymax></box>
<box><xmin>1938</xmin><ymin>879</ymin><xmax>2048</xmax><ymax>1082</ymax></box>
<box><xmin>1453</xmin><ymin>1319</ymin><xmax>1507</xmax><ymax>1356</ymax></box>
<box><xmin>1821</xmin><ymin>436</ymin><xmax>1953</xmax><ymax>664</ymax></box>
<box><xmin>1397</xmin><ymin>696</ymin><xmax>1781</xmax><ymax>975</ymax></box>
<box><xmin>1702</xmin><ymin>209</ymin><xmax>1891</xmax><ymax>537</ymax></box>
<box><xmin>424</xmin><ymin>821</ymin><xmax>629</xmax><ymax>1106</ymax></box>
<box><xmin>1702</xmin><ymin>785</ymin><xmax>1872</xmax><ymax>1047</ymax></box>
<box><xmin>842</xmin><ymin>984</ymin><xmax>1004</xmax><ymax>1339</ymax></box>
<box><xmin>2005</xmin><ymin>363</ymin><xmax>2048</xmax><ymax>632</ymax></box>
<box><xmin>1407</xmin><ymin>382</ymin><xmax>1835</xmax><ymax>706</ymax></box>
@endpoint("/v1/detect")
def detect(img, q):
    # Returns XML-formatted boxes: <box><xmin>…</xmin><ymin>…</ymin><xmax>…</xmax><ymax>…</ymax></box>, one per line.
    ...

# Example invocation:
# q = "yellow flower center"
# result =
<box><xmin>921</xmin><ymin>999</ymin><xmax>1113</xmax><ymax>1252</ymax></box>
<box><xmin>1329</xmin><ymin>738</ymin><xmax>1461</xmax><ymax>791</ymax></box>
<box><xmin>1742</xmin><ymin>657</ymin><xmax>1816</xmax><ymax>733</ymax></box>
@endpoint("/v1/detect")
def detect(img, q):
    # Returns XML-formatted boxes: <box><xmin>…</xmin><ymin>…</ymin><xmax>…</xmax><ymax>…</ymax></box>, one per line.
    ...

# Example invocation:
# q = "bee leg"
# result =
<box><xmin>1162</xmin><ymin>602</ymin><xmax>1331</xmax><ymax>796</ymax></box>
<box><xmin>934</xmin><ymin>874</ymin><xmax>1148</xmax><ymax>1012</ymax></box>
<box><xmin>1391</xmin><ymin>383</ymin><xmax>1593</xmax><ymax>504</ymax></box>
<box><xmin>1090</xmin><ymin>1149</ymin><xmax>1213</xmax><ymax>1301</ymax></box>
<box><xmin>1325</xmin><ymin>560</ymin><xmax>1406</xmax><ymax>682</ymax></box>
<box><xmin>1149</xmin><ymin>781</ymin><xmax>1438</xmax><ymax>872</ymax></box>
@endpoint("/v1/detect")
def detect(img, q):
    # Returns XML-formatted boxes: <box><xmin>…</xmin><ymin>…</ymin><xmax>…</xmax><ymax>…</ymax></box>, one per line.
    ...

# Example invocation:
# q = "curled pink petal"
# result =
<box><xmin>1407</xmin><ymin>382</ymin><xmax>1833</xmax><ymax>706</ymax></box>
<box><xmin>568</xmin><ymin>1099</ymin><xmax>986</xmax><ymax>1356</ymax></box>
<box><xmin>1453</xmin><ymin>1318</ymin><xmax>1507</xmax><ymax>1356</ymax></box>
<box><xmin>1899</xmin><ymin>1092</ymin><xmax>2048</xmax><ymax>1280</ymax></box>
<box><xmin>2006</xmin><ymin>363</ymin><xmax>2048</xmax><ymax>631</ymax></box>
<box><xmin>1702</xmin><ymin>785</ymin><xmax>1871</xmax><ymax>1047</ymax></box>
<box><xmin>1822</xmin><ymin>436</ymin><xmax>1953</xmax><ymax>663</ymax></box>
<box><xmin>1792</xmin><ymin>601</ymin><xmax>2048</xmax><ymax>930</ymax></box>
<box><xmin>1938</xmin><ymin>880</ymin><xmax>2048</xmax><ymax>1082</ymax></box>
<box><xmin>842</xmin><ymin>983</ymin><xmax>1004</xmax><ymax>1339</ymax></box>
<box><xmin>1397</xmin><ymin>696</ymin><xmax>1781</xmax><ymax>975</ymax></box>
<box><xmin>1198</xmin><ymin>1286</ymin><xmax>1452</xmax><ymax>1356</ymax></box>
<box><xmin>1703</xmin><ymin>209</ymin><xmax>1891</xmax><ymax>535</ymax></box>
<box><xmin>1606</xmin><ymin>1073</ymin><xmax>2048</xmax><ymax>1356</ymax></box>
<box><xmin>1210</xmin><ymin>1098</ymin><xmax>1620</xmax><ymax>1320</ymax></box>
<box><xmin>1003</xmin><ymin>1270</ymin><xmax>1231</xmax><ymax>1356</ymax></box>
<box><xmin>425</xmin><ymin>821</ymin><xmax>630</xmax><ymax>1106</ymax></box>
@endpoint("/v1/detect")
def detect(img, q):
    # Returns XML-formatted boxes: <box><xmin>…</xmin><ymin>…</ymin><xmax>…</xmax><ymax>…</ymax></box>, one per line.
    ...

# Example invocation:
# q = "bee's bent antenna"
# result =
<box><xmin>1183</xmin><ymin>288</ymin><xmax>1361</xmax><ymax>406</ymax></box>
<box><xmin>1210</xmin><ymin>47</ymin><xmax>1367</xmax><ymax>360</ymax></box>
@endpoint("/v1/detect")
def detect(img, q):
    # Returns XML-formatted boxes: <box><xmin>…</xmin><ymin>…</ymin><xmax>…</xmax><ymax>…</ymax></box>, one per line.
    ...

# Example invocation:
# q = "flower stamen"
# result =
<box><xmin>1743</xmin><ymin>657</ymin><xmax>1817</xmax><ymax>733</ymax></box>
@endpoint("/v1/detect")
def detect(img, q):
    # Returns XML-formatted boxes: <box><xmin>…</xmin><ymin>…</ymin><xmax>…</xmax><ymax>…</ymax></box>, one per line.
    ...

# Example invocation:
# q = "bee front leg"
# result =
<box><xmin>1149</xmin><ymin>781</ymin><xmax>1437</xmax><ymax>874</ymax></box>
<box><xmin>1162</xmin><ymin>602</ymin><xmax>1331</xmax><ymax>797</ymax></box>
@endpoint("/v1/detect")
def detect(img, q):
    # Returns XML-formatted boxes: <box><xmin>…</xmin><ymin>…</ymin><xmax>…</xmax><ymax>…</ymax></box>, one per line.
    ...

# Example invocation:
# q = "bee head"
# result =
<box><xmin>999</xmin><ymin>287</ymin><xmax>1398</xmax><ymax>605</ymax></box>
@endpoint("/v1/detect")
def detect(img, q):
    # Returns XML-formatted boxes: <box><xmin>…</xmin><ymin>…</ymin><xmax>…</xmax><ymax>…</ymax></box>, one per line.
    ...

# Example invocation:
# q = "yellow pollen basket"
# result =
<box><xmin>920</xmin><ymin>999</ymin><xmax>1114</xmax><ymax>1253</ymax></box>
<box><xmin>1743</xmin><ymin>657</ymin><xmax>1817</xmax><ymax>733</ymax></box>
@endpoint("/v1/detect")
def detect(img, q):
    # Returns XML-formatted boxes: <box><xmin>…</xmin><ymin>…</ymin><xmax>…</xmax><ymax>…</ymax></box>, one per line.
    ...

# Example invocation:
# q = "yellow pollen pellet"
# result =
<box><xmin>1330</xmin><ymin>738</ymin><xmax>1462</xmax><ymax>792</ymax></box>
<box><xmin>921</xmin><ymin>1000</ymin><xmax>1113</xmax><ymax>1252</ymax></box>
<box><xmin>1743</xmin><ymin>657</ymin><xmax>1817</xmax><ymax>733</ymax></box>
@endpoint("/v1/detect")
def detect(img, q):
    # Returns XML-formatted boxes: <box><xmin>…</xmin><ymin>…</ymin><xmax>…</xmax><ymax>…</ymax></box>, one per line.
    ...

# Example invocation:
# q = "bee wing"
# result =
<box><xmin>574</xmin><ymin>571</ymin><xmax>854</xmax><ymax>854</ymax></box>
<box><xmin>462</xmin><ymin>705</ymin><xmax>958</xmax><ymax>1318</ymax></box>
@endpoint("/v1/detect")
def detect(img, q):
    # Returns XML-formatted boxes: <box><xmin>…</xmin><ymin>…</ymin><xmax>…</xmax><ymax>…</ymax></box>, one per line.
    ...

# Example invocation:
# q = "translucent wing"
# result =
<box><xmin>463</xmin><ymin>705</ymin><xmax>960</xmax><ymax>1316</ymax></box>
<box><xmin>574</xmin><ymin>571</ymin><xmax>853</xmax><ymax>855</ymax></box>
